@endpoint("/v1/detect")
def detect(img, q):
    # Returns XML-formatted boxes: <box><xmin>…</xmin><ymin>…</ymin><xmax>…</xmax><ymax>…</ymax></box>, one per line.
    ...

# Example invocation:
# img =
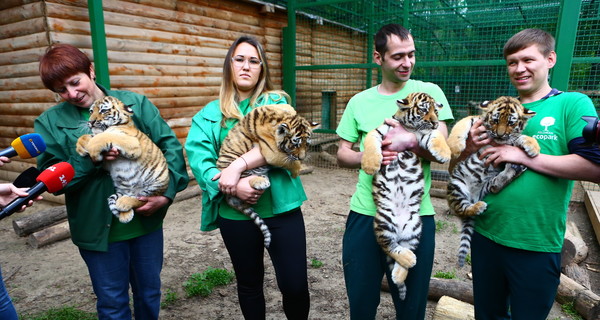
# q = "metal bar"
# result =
<box><xmin>88</xmin><ymin>0</ymin><xmax>110</xmax><ymax>89</ymax></box>
<box><xmin>551</xmin><ymin>0</ymin><xmax>582</xmax><ymax>90</ymax></box>
<box><xmin>282</xmin><ymin>0</ymin><xmax>297</xmax><ymax>106</ymax></box>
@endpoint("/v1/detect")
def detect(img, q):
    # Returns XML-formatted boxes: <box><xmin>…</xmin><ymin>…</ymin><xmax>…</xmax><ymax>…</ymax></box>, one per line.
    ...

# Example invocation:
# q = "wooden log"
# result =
<box><xmin>12</xmin><ymin>206</ymin><xmax>67</xmax><ymax>237</ymax></box>
<box><xmin>0</xmin><ymin>2</ymin><xmax>44</xmax><ymax>25</ymax></box>
<box><xmin>562</xmin><ymin>221</ymin><xmax>589</xmax><ymax>267</ymax></box>
<box><xmin>0</xmin><ymin>102</ymin><xmax>54</xmax><ymax>115</ymax></box>
<box><xmin>428</xmin><ymin>278</ymin><xmax>474</xmax><ymax>305</ymax></box>
<box><xmin>27</xmin><ymin>220</ymin><xmax>70</xmax><ymax>249</ymax></box>
<box><xmin>0</xmin><ymin>33</ymin><xmax>48</xmax><ymax>54</ymax></box>
<box><xmin>564</xmin><ymin>263</ymin><xmax>592</xmax><ymax>290</ymax></box>
<box><xmin>556</xmin><ymin>273</ymin><xmax>600</xmax><ymax>320</ymax></box>
<box><xmin>433</xmin><ymin>296</ymin><xmax>475</xmax><ymax>320</ymax></box>
<box><xmin>0</xmin><ymin>89</ymin><xmax>58</xmax><ymax>103</ymax></box>
<box><xmin>0</xmin><ymin>17</ymin><xmax>47</xmax><ymax>40</ymax></box>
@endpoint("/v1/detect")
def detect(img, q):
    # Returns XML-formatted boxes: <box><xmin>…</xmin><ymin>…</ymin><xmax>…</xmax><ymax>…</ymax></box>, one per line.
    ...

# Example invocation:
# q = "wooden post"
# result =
<box><xmin>12</xmin><ymin>206</ymin><xmax>67</xmax><ymax>237</ymax></box>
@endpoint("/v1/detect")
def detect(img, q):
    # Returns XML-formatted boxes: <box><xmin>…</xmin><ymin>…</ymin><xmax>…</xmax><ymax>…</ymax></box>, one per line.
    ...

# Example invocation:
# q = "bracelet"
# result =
<box><xmin>239</xmin><ymin>156</ymin><xmax>248</xmax><ymax>171</ymax></box>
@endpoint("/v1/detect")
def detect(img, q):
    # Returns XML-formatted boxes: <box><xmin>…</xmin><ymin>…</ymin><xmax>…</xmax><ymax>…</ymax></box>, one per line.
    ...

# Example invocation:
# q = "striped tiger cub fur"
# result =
<box><xmin>217</xmin><ymin>104</ymin><xmax>319</xmax><ymax>248</ymax></box>
<box><xmin>76</xmin><ymin>96</ymin><xmax>170</xmax><ymax>223</ymax></box>
<box><xmin>447</xmin><ymin>96</ymin><xmax>540</xmax><ymax>267</ymax></box>
<box><xmin>362</xmin><ymin>92</ymin><xmax>451</xmax><ymax>299</ymax></box>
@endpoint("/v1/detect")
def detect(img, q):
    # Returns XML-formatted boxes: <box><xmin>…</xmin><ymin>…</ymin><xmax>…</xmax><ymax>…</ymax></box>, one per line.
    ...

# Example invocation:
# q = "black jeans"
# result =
<box><xmin>218</xmin><ymin>209</ymin><xmax>310</xmax><ymax>320</ymax></box>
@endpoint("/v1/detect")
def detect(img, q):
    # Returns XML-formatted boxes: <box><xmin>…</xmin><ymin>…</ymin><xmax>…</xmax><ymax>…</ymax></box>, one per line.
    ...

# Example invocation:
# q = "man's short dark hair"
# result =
<box><xmin>503</xmin><ymin>28</ymin><xmax>555</xmax><ymax>59</ymax></box>
<box><xmin>375</xmin><ymin>24</ymin><xmax>412</xmax><ymax>56</ymax></box>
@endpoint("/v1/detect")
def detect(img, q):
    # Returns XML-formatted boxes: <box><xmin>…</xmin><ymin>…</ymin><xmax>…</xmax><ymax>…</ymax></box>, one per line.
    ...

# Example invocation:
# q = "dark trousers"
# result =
<box><xmin>342</xmin><ymin>211</ymin><xmax>435</xmax><ymax>320</ymax></box>
<box><xmin>471</xmin><ymin>231</ymin><xmax>561</xmax><ymax>320</ymax></box>
<box><xmin>219</xmin><ymin>209</ymin><xmax>310</xmax><ymax>320</ymax></box>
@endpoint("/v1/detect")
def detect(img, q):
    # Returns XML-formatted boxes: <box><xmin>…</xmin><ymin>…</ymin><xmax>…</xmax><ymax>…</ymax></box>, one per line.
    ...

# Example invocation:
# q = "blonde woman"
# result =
<box><xmin>185</xmin><ymin>36</ymin><xmax>310</xmax><ymax>319</ymax></box>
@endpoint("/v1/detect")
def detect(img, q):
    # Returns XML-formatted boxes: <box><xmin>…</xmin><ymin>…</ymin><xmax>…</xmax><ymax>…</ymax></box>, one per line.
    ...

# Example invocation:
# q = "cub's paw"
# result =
<box><xmin>361</xmin><ymin>152</ymin><xmax>382</xmax><ymax>175</ymax></box>
<box><xmin>88</xmin><ymin>143</ymin><xmax>113</xmax><ymax>162</ymax></box>
<box><xmin>464</xmin><ymin>201</ymin><xmax>487</xmax><ymax>216</ymax></box>
<box><xmin>250</xmin><ymin>176</ymin><xmax>270</xmax><ymax>190</ymax></box>
<box><xmin>394</xmin><ymin>247</ymin><xmax>417</xmax><ymax>269</ymax></box>
<box><xmin>520</xmin><ymin>136</ymin><xmax>541</xmax><ymax>157</ymax></box>
<box><xmin>391</xmin><ymin>264</ymin><xmax>409</xmax><ymax>285</ymax></box>
<box><xmin>76</xmin><ymin>135</ymin><xmax>92</xmax><ymax>157</ymax></box>
<box><xmin>118</xmin><ymin>210</ymin><xmax>134</xmax><ymax>223</ymax></box>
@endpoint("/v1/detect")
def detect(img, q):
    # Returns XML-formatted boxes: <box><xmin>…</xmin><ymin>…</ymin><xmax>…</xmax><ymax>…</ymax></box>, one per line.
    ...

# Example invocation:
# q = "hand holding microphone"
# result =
<box><xmin>0</xmin><ymin>133</ymin><xmax>47</xmax><ymax>160</ymax></box>
<box><xmin>0</xmin><ymin>162</ymin><xmax>75</xmax><ymax>220</ymax></box>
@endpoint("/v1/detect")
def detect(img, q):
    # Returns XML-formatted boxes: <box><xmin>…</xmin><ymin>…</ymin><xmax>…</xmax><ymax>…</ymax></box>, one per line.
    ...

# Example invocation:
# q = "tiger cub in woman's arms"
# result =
<box><xmin>76</xmin><ymin>96</ymin><xmax>169</xmax><ymax>224</ymax></box>
<box><xmin>217</xmin><ymin>104</ymin><xmax>319</xmax><ymax>248</ymax></box>
<box><xmin>361</xmin><ymin>92</ymin><xmax>451</xmax><ymax>299</ymax></box>
<box><xmin>446</xmin><ymin>96</ymin><xmax>539</xmax><ymax>267</ymax></box>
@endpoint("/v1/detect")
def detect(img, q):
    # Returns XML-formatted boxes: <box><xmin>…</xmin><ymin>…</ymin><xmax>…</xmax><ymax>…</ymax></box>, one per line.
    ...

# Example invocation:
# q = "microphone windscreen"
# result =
<box><xmin>11</xmin><ymin>133</ymin><xmax>46</xmax><ymax>159</ymax></box>
<box><xmin>13</xmin><ymin>167</ymin><xmax>41</xmax><ymax>188</ymax></box>
<box><xmin>36</xmin><ymin>162</ymin><xmax>75</xmax><ymax>193</ymax></box>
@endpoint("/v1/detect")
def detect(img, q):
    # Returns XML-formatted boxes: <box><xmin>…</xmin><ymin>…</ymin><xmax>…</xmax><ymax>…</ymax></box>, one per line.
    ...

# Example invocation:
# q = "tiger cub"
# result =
<box><xmin>447</xmin><ymin>96</ymin><xmax>540</xmax><ymax>267</ymax></box>
<box><xmin>217</xmin><ymin>104</ymin><xmax>318</xmax><ymax>248</ymax></box>
<box><xmin>76</xmin><ymin>96</ymin><xmax>169</xmax><ymax>223</ymax></box>
<box><xmin>361</xmin><ymin>92</ymin><xmax>451</xmax><ymax>299</ymax></box>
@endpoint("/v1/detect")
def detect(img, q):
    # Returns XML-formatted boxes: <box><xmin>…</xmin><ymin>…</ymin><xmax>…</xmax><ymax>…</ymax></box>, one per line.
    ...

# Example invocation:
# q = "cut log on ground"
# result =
<box><xmin>562</xmin><ymin>220</ymin><xmax>589</xmax><ymax>267</ymax></box>
<box><xmin>564</xmin><ymin>262</ymin><xmax>592</xmax><ymax>290</ymax></box>
<box><xmin>556</xmin><ymin>273</ymin><xmax>600</xmax><ymax>320</ymax></box>
<box><xmin>433</xmin><ymin>296</ymin><xmax>475</xmax><ymax>320</ymax></box>
<box><xmin>27</xmin><ymin>220</ymin><xmax>70</xmax><ymax>249</ymax></box>
<box><xmin>428</xmin><ymin>278</ymin><xmax>474</xmax><ymax>305</ymax></box>
<box><xmin>12</xmin><ymin>205</ymin><xmax>67</xmax><ymax>237</ymax></box>
<box><xmin>381</xmin><ymin>277</ymin><xmax>474</xmax><ymax>305</ymax></box>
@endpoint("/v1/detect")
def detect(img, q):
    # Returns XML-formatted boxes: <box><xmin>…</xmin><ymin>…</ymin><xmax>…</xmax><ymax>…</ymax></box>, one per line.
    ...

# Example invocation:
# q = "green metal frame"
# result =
<box><xmin>551</xmin><ymin>0</ymin><xmax>582</xmax><ymax>91</ymax></box>
<box><xmin>88</xmin><ymin>0</ymin><xmax>110</xmax><ymax>89</ymax></box>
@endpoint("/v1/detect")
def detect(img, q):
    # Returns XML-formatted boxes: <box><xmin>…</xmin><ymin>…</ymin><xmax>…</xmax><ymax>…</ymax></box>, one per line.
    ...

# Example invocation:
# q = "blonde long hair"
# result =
<box><xmin>219</xmin><ymin>36</ymin><xmax>288</xmax><ymax>125</ymax></box>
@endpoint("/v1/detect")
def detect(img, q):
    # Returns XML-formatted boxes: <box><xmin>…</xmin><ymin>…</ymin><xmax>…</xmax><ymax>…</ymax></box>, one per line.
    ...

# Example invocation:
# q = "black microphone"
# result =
<box><xmin>0</xmin><ymin>133</ymin><xmax>46</xmax><ymax>159</ymax></box>
<box><xmin>0</xmin><ymin>162</ymin><xmax>74</xmax><ymax>220</ymax></box>
<box><xmin>13</xmin><ymin>167</ymin><xmax>41</xmax><ymax>188</ymax></box>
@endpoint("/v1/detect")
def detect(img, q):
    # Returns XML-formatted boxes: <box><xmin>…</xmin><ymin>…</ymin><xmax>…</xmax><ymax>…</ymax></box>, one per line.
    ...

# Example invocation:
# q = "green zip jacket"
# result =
<box><xmin>185</xmin><ymin>95</ymin><xmax>307</xmax><ymax>232</ymax></box>
<box><xmin>34</xmin><ymin>87</ymin><xmax>189</xmax><ymax>252</ymax></box>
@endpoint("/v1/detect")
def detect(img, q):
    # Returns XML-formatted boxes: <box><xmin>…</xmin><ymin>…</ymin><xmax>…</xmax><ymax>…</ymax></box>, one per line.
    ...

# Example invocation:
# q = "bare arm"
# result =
<box><xmin>337</xmin><ymin>139</ymin><xmax>362</xmax><ymax>169</ymax></box>
<box><xmin>383</xmin><ymin>120</ymin><xmax>450</xmax><ymax>163</ymax></box>
<box><xmin>481</xmin><ymin>145</ymin><xmax>600</xmax><ymax>183</ymax></box>
<box><xmin>214</xmin><ymin>146</ymin><xmax>268</xmax><ymax>195</ymax></box>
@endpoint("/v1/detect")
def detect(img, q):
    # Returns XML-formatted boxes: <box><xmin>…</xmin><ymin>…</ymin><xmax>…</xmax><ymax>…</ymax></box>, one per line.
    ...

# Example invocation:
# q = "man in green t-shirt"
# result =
<box><xmin>457</xmin><ymin>28</ymin><xmax>600</xmax><ymax>319</ymax></box>
<box><xmin>336</xmin><ymin>23</ymin><xmax>453</xmax><ymax>320</ymax></box>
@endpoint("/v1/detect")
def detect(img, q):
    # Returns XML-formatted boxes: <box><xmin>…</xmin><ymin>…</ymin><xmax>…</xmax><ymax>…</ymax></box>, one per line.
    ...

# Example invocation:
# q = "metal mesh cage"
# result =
<box><xmin>270</xmin><ymin>0</ymin><xmax>600</xmax><ymax>193</ymax></box>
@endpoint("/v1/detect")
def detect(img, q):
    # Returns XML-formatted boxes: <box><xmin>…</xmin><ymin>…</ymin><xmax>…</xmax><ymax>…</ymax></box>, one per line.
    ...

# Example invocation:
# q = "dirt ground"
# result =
<box><xmin>1</xmin><ymin>166</ymin><xmax>598</xmax><ymax>319</ymax></box>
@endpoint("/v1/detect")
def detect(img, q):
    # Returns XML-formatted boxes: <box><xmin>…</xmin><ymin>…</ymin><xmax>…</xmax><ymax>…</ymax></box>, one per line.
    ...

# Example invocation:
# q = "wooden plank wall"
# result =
<box><xmin>0</xmin><ymin>0</ymin><xmax>288</xmax><ymax>187</ymax></box>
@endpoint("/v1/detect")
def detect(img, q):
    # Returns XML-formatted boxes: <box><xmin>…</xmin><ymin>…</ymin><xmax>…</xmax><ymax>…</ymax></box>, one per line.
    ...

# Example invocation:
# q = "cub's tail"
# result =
<box><xmin>243</xmin><ymin>207</ymin><xmax>272</xmax><ymax>248</ymax></box>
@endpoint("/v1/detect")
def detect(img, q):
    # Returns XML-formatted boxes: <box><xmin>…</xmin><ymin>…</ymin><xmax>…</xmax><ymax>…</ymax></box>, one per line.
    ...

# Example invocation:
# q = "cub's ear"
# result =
<box><xmin>277</xmin><ymin>123</ymin><xmax>290</xmax><ymax>136</ymax></box>
<box><xmin>479</xmin><ymin>100</ymin><xmax>491</xmax><ymax>111</ymax></box>
<box><xmin>523</xmin><ymin>107</ymin><xmax>536</xmax><ymax>119</ymax></box>
<box><xmin>125</xmin><ymin>104</ymin><xmax>135</xmax><ymax>114</ymax></box>
<box><xmin>396</xmin><ymin>99</ymin><xmax>411</xmax><ymax>111</ymax></box>
<box><xmin>310</xmin><ymin>122</ymin><xmax>321</xmax><ymax>130</ymax></box>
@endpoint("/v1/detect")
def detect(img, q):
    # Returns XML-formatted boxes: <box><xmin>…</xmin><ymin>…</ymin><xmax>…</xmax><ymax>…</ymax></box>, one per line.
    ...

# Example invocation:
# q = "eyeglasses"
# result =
<box><xmin>232</xmin><ymin>55</ymin><xmax>262</xmax><ymax>69</ymax></box>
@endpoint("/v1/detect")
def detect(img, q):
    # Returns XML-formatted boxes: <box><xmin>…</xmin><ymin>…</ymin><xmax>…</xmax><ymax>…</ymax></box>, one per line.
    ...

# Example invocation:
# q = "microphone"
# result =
<box><xmin>0</xmin><ymin>133</ymin><xmax>46</xmax><ymax>159</ymax></box>
<box><xmin>13</xmin><ymin>167</ymin><xmax>41</xmax><ymax>188</ymax></box>
<box><xmin>0</xmin><ymin>162</ymin><xmax>74</xmax><ymax>220</ymax></box>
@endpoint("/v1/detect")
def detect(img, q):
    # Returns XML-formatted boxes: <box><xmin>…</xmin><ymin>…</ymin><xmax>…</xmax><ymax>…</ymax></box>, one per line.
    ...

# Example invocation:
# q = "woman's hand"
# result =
<box><xmin>0</xmin><ymin>184</ymin><xmax>42</xmax><ymax>211</ymax></box>
<box><xmin>235</xmin><ymin>176</ymin><xmax>264</xmax><ymax>205</ymax></box>
<box><xmin>213</xmin><ymin>157</ymin><xmax>246</xmax><ymax>195</ymax></box>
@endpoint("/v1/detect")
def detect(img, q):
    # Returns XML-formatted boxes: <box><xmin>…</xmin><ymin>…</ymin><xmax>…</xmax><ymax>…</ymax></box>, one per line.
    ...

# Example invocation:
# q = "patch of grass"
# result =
<box><xmin>433</xmin><ymin>270</ymin><xmax>456</xmax><ymax>279</ymax></box>
<box><xmin>20</xmin><ymin>306</ymin><xmax>96</xmax><ymax>320</ymax></box>
<box><xmin>560</xmin><ymin>302</ymin><xmax>583</xmax><ymax>320</ymax></box>
<box><xmin>310</xmin><ymin>258</ymin><xmax>324</xmax><ymax>268</ymax></box>
<box><xmin>160</xmin><ymin>288</ymin><xmax>179</xmax><ymax>309</ymax></box>
<box><xmin>183</xmin><ymin>267</ymin><xmax>235</xmax><ymax>298</ymax></box>
<box><xmin>464</xmin><ymin>254</ymin><xmax>471</xmax><ymax>265</ymax></box>
<box><xmin>435</xmin><ymin>220</ymin><xmax>449</xmax><ymax>232</ymax></box>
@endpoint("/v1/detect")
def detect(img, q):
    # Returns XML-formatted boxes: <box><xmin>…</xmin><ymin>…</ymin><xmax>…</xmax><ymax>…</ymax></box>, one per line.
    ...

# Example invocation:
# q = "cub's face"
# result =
<box><xmin>480</xmin><ymin>96</ymin><xmax>536</xmax><ymax>140</ymax></box>
<box><xmin>88</xmin><ymin>96</ymin><xmax>134</xmax><ymax>134</ymax></box>
<box><xmin>395</xmin><ymin>92</ymin><xmax>442</xmax><ymax>131</ymax></box>
<box><xmin>275</xmin><ymin>116</ymin><xmax>319</xmax><ymax>162</ymax></box>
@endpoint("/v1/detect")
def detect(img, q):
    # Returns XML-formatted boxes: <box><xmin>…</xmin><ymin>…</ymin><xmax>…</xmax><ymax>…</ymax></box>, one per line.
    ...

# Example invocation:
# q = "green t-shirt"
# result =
<box><xmin>336</xmin><ymin>80</ymin><xmax>454</xmax><ymax>216</ymax></box>
<box><xmin>475</xmin><ymin>92</ymin><xmax>597</xmax><ymax>253</ymax></box>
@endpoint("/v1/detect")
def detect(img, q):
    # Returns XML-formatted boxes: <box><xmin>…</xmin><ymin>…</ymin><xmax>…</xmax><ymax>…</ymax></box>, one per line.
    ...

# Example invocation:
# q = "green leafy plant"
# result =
<box><xmin>310</xmin><ymin>258</ymin><xmax>324</xmax><ymax>268</ymax></box>
<box><xmin>433</xmin><ymin>270</ymin><xmax>456</xmax><ymax>279</ymax></box>
<box><xmin>20</xmin><ymin>306</ymin><xmax>96</xmax><ymax>320</ymax></box>
<box><xmin>435</xmin><ymin>220</ymin><xmax>449</xmax><ymax>232</ymax></box>
<box><xmin>183</xmin><ymin>267</ymin><xmax>235</xmax><ymax>298</ymax></box>
<box><xmin>560</xmin><ymin>302</ymin><xmax>583</xmax><ymax>320</ymax></box>
<box><xmin>160</xmin><ymin>288</ymin><xmax>179</xmax><ymax>309</ymax></box>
